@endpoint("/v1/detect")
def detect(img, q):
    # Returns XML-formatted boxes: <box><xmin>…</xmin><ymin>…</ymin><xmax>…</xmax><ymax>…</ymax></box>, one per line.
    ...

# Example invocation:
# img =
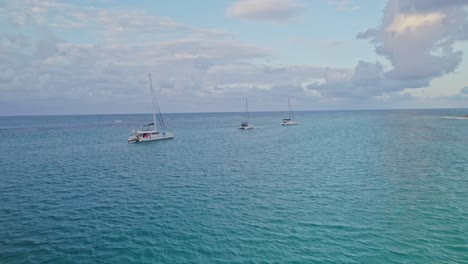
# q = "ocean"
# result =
<box><xmin>1</xmin><ymin>109</ymin><xmax>467</xmax><ymax>263</ymax></box>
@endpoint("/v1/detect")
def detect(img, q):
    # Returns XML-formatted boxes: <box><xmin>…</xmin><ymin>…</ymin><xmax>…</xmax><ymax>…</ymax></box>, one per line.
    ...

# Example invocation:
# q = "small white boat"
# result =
<box><xmin>128</xmin><ymin>126</ymin><xmax>174</xmax><ymax>143</ymax></box>
<box><xmin>281</xmin><ymin>97</ymin><xmax>298</xmax><ymax>126</ymax></box>
<box><xmin>238</xmin><ymin>121</ymin><xmax>254</xmax><ymax>130</ymax></box>
<box><xmin>281</xmin><ymin>118</ymin><xmax>298</xmax><ymax>126</ymax></box>
<box><xmin>128</xmin><ymin>74</ymin><xmax>174</xmax><ymax>143</ymax></box>
<box><xmin>238</xmin><ymin>98</ymin><xmax>254</xmax><ymax>129</ymax></box>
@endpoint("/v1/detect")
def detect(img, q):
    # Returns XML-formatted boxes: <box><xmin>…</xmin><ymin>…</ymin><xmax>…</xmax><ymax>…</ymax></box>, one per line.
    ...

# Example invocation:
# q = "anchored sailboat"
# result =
<box><xmin>238</xmin><ymin>97</ymin><xmax>254</xmax><ymax>129</ymax></box>
<box><xmin>281</xmin><ymin>97</ymin><xmax>298</xmax><ymax>126</ymax></box>
<box><xmin>128</xmin><ymin>74</ymin><xmax>174</xmax><ymax>143</ymax></box>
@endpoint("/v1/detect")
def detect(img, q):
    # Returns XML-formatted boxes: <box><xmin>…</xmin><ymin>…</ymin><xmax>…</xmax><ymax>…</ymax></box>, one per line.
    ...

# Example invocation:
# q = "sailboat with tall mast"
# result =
<box><xmin>127</xmin><ymin>74</ymin><xmax>174</xmax><ymax>143</ymax></box>
<box><xmin>281</xmin><ymin>97</ymin><xmax>298</xmax><ymax>126</ymax></box>
<box><xmin>238</xmin><ymin>97</ymin><xmax>254</xmax><ymax>129</ymax></box>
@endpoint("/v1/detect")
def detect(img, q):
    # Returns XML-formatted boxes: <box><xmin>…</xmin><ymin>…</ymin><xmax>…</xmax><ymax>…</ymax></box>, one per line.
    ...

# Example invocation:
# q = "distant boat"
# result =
<box><xmin>281</xmin><ymin>97</ymin><xmax>298</xmax><ymax>126</ymax></box>
<box><xmin>128</xmin><ymin>74</ymin><xmax>174</xmax><ymax>143</ymax></box>
<box><xmin>238</xmin><ymin>97</ymin><xmax>254</xmax><ymax>129</ymax></box>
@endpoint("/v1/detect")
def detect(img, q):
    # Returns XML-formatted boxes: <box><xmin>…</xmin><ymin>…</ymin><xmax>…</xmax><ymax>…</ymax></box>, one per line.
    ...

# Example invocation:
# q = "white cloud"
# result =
<box><xmin>0</xmin><ymin>0</ymin><xmax>339</xmax><ymax>115</ymax></box>
<box><xmin>386</xmin><ymin>12</ymin><xmax>445</xmax><ymax>34</ymax></box>
<box><xmin>308</xmin><ymin>61</ymin><xmax>430</xmax><ymax>99</ymax></box>
<box><xmin>1</xmin><ymin>0</ymin><xmax>467</xmax><ymax>115</ymax></box>
<box><xmin>307</xmin><ymin>0</ymin><xmax>468</xmax><ymax>101</ymax></box>
<box><xmin>358</xmin><ymin>0</ymin><xmax>468</xmax><ymax>81</ymax></box>
<box><xmin>226</xmin><ymin>0</ymin><xmax>301</xmax><ymax>22</ymax></box>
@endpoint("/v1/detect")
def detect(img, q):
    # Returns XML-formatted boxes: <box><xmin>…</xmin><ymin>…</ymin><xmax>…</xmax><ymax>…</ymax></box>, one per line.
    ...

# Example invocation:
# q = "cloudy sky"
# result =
<box><xmin>1</xmin><ymin>0</ymin><xmax>467</xmax><ymax>115</ymax></box>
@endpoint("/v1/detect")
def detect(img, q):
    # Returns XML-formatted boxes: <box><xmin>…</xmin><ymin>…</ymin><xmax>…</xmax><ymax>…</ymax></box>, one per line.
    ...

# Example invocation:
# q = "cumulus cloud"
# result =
<box><xmin>310</xmin><ymin>0</ymin><xmax>468</xmax><ymax>99</ymax></box>
<box><xmin>385</xmin><ymin>12</ymin><xmax>445</xmax><ymax>34</ymax></box>
<box><xmin>357</xmin><ymin>0</ymin><xmax>468</xmax><ymax>81</ymax></box>
<box><xmin>2</xmin><ymin>0</ymin><xmax>467</xmax><ymax>115</ymax></box>
<box><xmin>308</xmin><ymin>61</ymin><xmax>429</xmax><ymax>98</ymax></box>
<box><xmin>396</xmin><ymin>0</ymin><xmax>468</xmax><ymax>13</ymax></box>
<box><xmin>226</xmin><ymin>0</ymin><xmax>301</xmax><ymax>22</ymax></box>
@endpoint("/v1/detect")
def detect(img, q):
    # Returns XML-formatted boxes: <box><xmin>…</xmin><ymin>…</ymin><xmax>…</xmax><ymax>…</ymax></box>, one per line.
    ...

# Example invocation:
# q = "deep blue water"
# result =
<box><xmin>1</xmin><ymin>109</ymin><xmax>467</xmax><ymax>263</ymax></box>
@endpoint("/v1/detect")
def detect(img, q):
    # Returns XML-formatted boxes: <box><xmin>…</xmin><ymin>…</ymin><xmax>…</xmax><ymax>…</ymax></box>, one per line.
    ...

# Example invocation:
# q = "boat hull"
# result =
<box><xmin>128</xmin><ymin>133</ymin><xmax>174</xmax><ymax>143</ymax></box>
<box><xmin>238</xmin><ymin>125</ymin><xmax>254</xmax><ymax>129</ymax></box>
<box><xmin>281</xmin><ymin>121</ymin><xmax>298</xmax><ymax>126</ymax></box>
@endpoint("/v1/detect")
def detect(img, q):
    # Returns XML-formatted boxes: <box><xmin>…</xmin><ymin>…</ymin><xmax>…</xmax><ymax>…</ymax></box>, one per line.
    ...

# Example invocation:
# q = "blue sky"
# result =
<box><xmin>0</xmin><ymin>0</ymin><xmax>467</xmax><ymax>115</ymax></box>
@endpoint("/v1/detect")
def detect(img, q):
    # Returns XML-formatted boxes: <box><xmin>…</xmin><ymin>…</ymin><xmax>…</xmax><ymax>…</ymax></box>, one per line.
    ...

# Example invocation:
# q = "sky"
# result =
<box><xmin>0</xmin><ymin>0</ymin><xmax>467</xmax><ymax>115</ymax></box>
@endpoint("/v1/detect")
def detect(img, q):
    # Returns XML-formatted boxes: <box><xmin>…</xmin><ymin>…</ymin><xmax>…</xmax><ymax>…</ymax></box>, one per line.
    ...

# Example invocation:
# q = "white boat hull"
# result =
<box><xmin>281</xmin><ymin>121</ymin><xmax>298</xmax><ymax>126</ymax></box>
<box><xmin>238</xmin><ymin>125</ymin><xmax>254</xmax><ymax>129</ymax></box>
<box><xmin>128</xmin><ymin>133</ymin><xmax>174</xmax><ymax>143</ymax></box>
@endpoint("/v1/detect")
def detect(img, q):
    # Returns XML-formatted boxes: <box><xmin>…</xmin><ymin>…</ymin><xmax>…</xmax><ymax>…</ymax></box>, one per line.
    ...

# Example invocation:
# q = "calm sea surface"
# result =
<box><xmin>1</xmin><ymin>109</ymin><xmax>467</xmax><ymax>263</ymax></box>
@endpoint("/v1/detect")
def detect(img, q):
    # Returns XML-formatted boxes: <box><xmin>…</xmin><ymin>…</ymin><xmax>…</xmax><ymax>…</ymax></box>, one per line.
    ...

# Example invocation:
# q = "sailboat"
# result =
<box><xmin>281</xmin><ymin>97</ymin><xmax>298</xmax><ymax>126</ymax></box>
<box><xmin>127</xmin><ymin>74</ymin><xmax>174</xmax><ymax>143</ymax></box>
<box><xmin>238</xmin><ymin>97</ymin><xmax>254</xmax><ymax>129</ymax></box>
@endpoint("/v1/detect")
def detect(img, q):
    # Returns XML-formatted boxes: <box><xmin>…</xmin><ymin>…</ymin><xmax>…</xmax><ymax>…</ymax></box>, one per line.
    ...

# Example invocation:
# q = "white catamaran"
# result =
<box><xmin>238</xmin><ymin>97</ymin><xmax>254</xmax><ymax>130</ymax></box>
<box><xmin>281</xmin><ymin>97</ymin><xmax>298</xmax><ymax>126</ymax></box>
<box><xmin>128</xmin><ymin>74</ymin><xmax>174</xmax><ymax>143</ymax></box>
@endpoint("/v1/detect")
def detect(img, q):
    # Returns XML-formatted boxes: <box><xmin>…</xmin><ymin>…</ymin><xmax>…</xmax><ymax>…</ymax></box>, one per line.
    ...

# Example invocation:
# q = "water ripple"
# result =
<box><xmin>1</xmin><ymin>110</ymin><xmax>467</xmax><ymax>263</ymax></box>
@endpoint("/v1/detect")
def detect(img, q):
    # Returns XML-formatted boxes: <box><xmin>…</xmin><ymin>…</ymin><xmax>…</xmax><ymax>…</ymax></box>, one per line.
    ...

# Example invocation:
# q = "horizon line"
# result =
<box><xmin>1</xmin><ymin>106</ymin><xmax>467</xmax><ymax>117</ymax></box>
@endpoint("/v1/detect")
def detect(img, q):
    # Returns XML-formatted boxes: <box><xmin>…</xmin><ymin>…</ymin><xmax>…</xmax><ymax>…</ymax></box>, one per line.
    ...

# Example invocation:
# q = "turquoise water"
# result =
<box><xmin>1</xmin><ymin>109</ymin><xmax>467</xmax><ymax>263</ymax></box>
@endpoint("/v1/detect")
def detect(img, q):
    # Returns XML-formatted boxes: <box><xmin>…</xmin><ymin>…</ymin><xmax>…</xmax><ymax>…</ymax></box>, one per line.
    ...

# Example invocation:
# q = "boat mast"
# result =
<box><xmin>246</xmin><ymin>97</ymin><xmax>250</xmax><ymax>122</ymax></box>
<box><xmin>148</xmin><ymin>74</ymin><xmax>157</xmax><ymax>131</ymax></box>
<box><xmin>288</xmin><ymin>97</ymin><xmax>296</xmax><ymax>120</ymax></box>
